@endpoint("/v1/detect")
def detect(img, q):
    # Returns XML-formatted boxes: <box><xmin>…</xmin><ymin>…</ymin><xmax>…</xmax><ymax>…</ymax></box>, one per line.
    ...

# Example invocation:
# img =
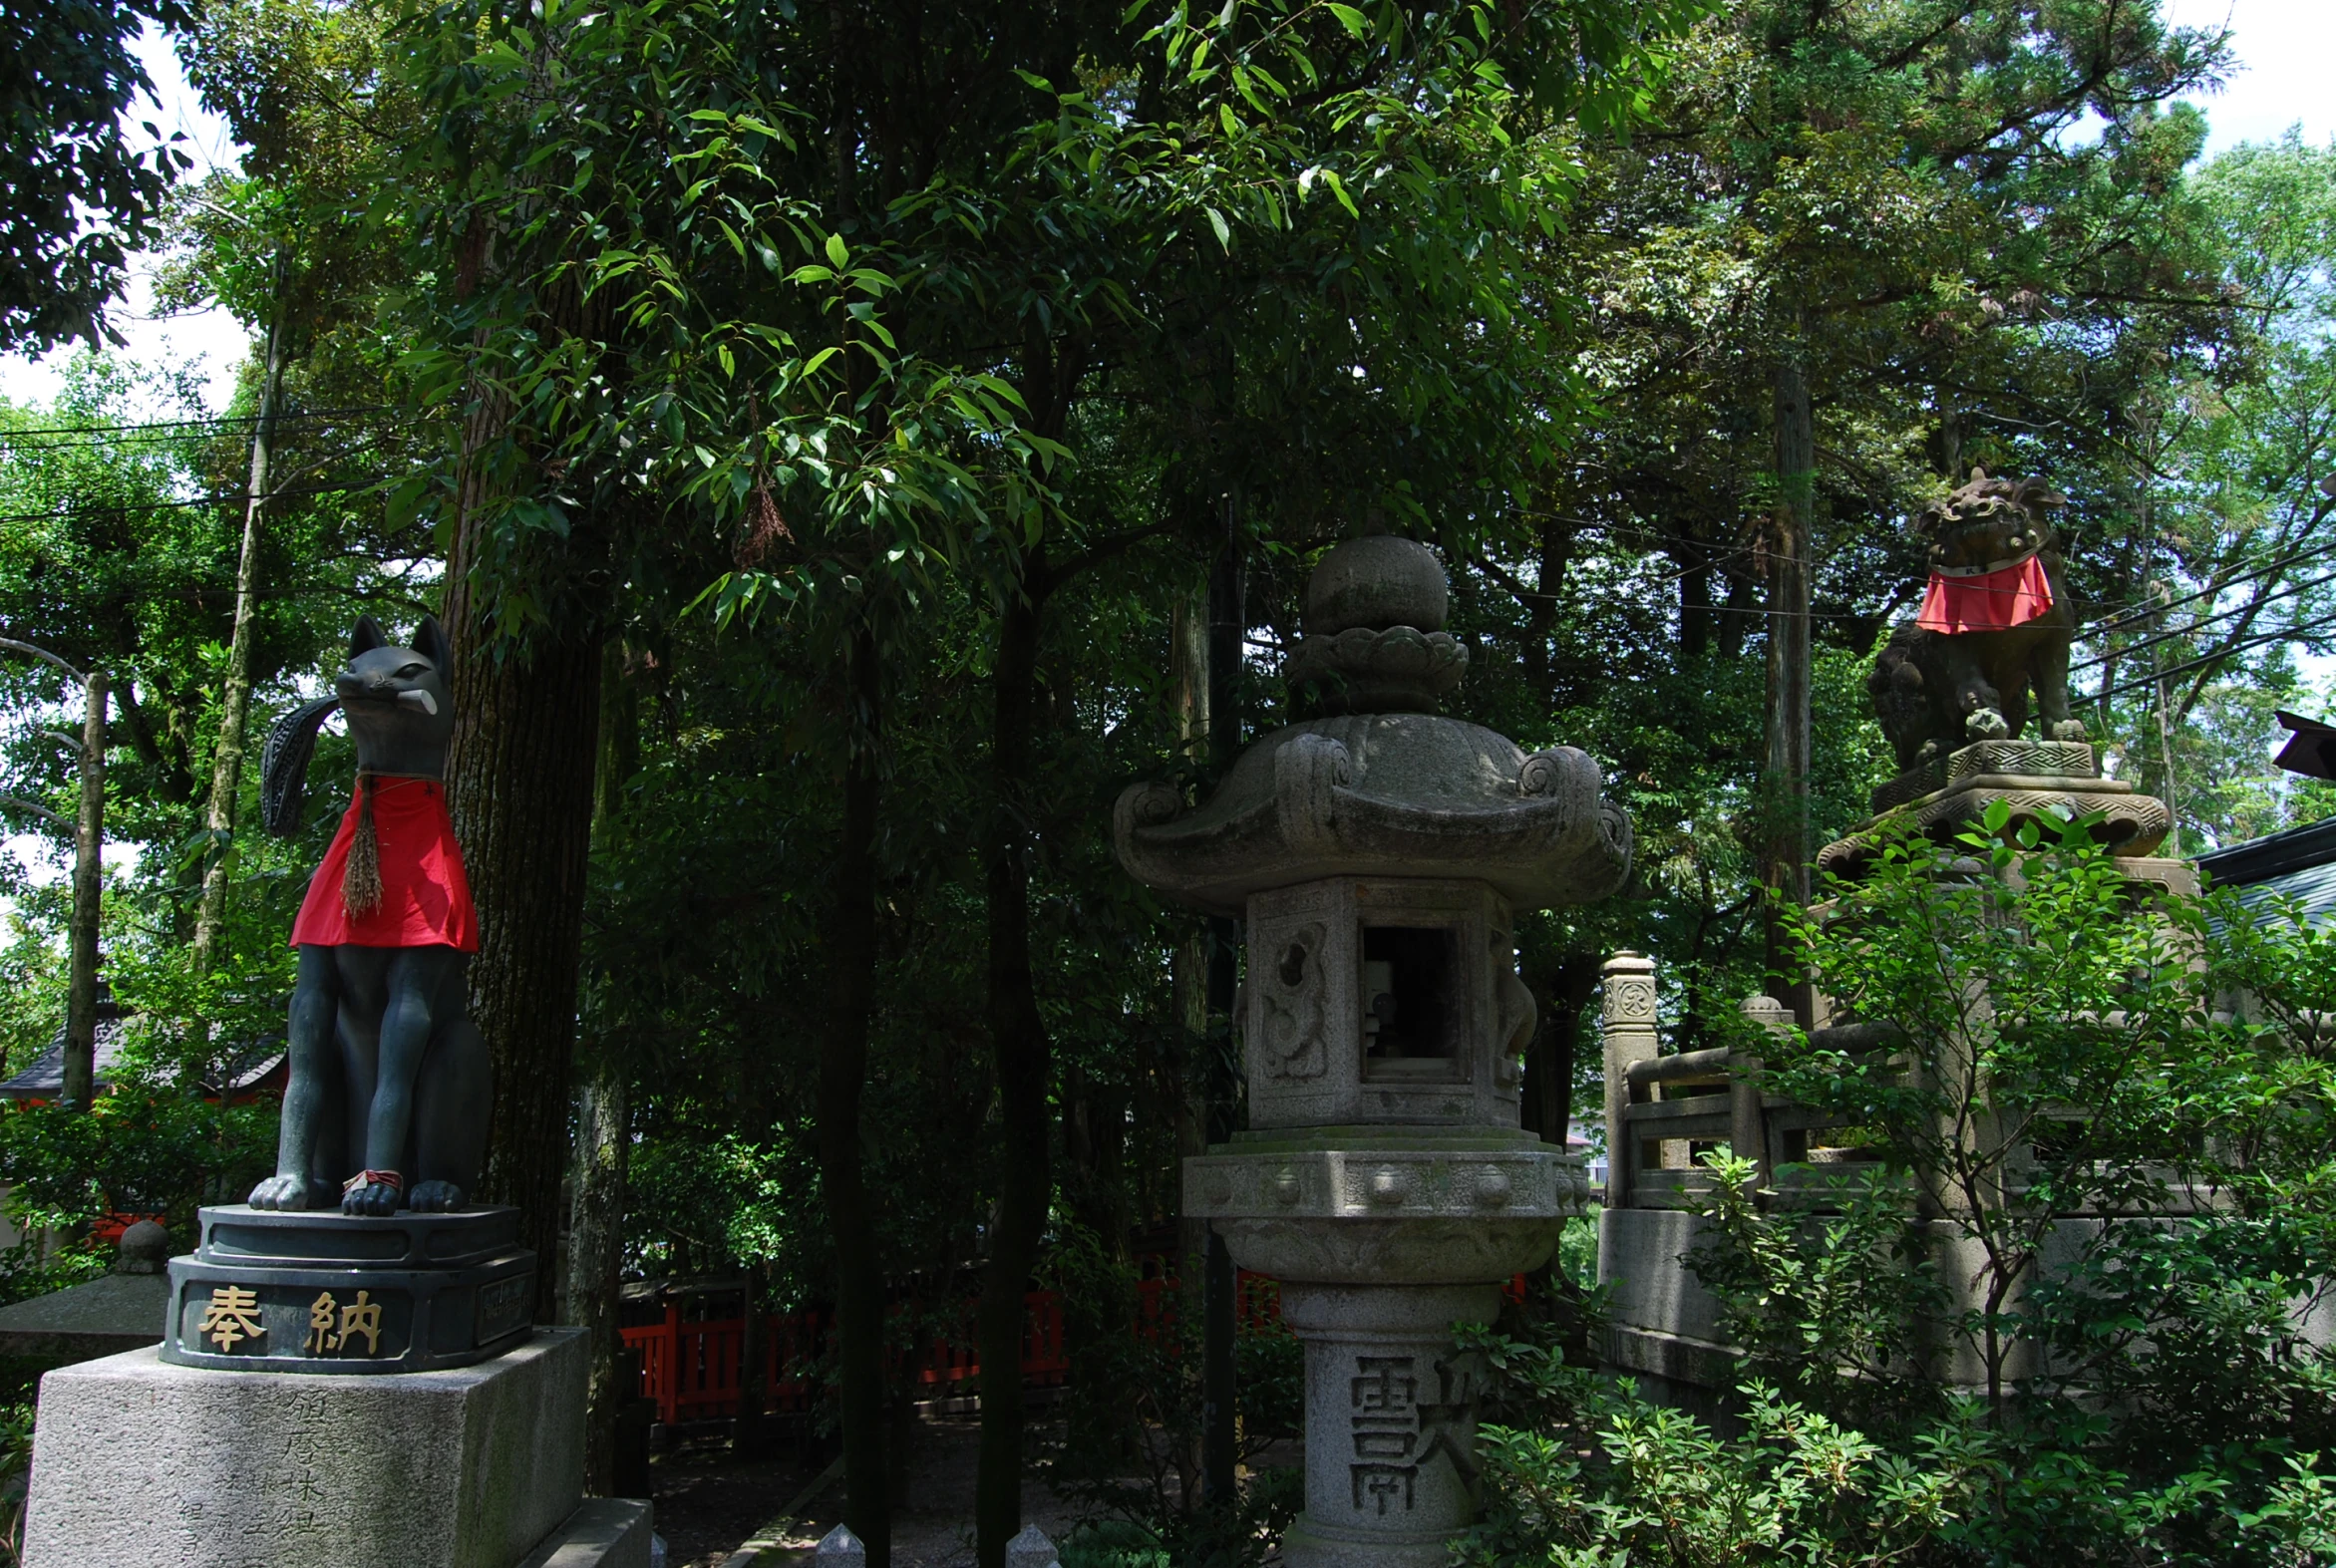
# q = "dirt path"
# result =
<box><xmin>653</xmin><ymin>1415</ymin><xmax>1094</xmax><ymax>1568</ymax></box>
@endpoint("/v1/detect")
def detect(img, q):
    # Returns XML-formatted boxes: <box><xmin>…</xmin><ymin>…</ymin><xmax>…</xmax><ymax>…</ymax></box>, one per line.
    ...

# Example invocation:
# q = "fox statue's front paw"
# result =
<box><xmin>341</xmin><ymin>1173</ymin><xmax>404</xmax><ymax>1216</ymax></box>
<box><xmin>1964</xmin><ymin>707</ymin><xmax>2011</xmax><ymax>742</ymax></box>
<box><xmin>407</xmin><ymin>1180</ymin><xmax>468</xmax><ymax>1213</ymax></box>
<box><xmin>248</xmin><ymin>1173</ymin><xmax>317</xmax><ymax>1210</ymax></box>
<box><xmin>2050</xmin><ymin>719</ymin><xmax>2088</xmax><ymax>742</ymax></box>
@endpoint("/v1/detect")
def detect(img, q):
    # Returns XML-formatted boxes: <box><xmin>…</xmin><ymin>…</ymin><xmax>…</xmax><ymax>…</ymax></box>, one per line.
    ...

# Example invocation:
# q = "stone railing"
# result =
<box><xmin>1590</xmin><ymin>949</ymin><xmax>2262</xmax><ymax>1411</ymax></box>
<box><xmin>1598</xmin><ymin>953</ymin><xmax>1890</xmax><ymax>1212</ymax></box>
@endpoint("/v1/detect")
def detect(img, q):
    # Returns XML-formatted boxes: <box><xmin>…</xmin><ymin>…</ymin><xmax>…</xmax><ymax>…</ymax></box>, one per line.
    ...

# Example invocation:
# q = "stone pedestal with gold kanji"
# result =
<box><xmin>21</xmin><ymin>1326</ymin><xmax>650</xmax><ymax>1568</ymax></box>
<box><xmin>162</xmin><ymin>1204</ymin><xmax>534</xmax><ymax>1374</ymax></box>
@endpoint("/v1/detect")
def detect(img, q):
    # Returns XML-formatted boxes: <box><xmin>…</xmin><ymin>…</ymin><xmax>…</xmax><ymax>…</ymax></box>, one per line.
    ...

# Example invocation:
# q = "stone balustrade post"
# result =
<box><xmin>1737</xmin><ymin>995</ymin><xmax>1792</xmax><ymax>1192</ymax></box>
<box><xmin>1600</xmin><ymin>953</ymin><xmax>1659</xmax><ymax>1207</ymax></box>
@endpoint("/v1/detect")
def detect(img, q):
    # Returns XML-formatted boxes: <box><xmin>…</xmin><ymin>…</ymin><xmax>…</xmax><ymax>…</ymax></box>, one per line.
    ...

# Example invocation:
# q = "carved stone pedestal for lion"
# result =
<box><xmin>1122</xmin><ymin>533</ymin><xmax>1628</xmax><ymax>1568</ymax></box>
<box><xmin>1820</xmin><ymin>740</ymin><xmax>2174</xmax><ymax>877</ymax></box>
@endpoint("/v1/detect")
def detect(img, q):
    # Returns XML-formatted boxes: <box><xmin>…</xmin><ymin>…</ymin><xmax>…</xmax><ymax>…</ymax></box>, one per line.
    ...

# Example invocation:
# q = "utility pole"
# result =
<box><xmin>193</xmin><ymin>254</ymin><xmax>289</xmax><ymax>972</ymax></box>
<box><xmin>1765</xmin><ymin>354</ymin><xmax>1815</xmax><ymax>1026</ymax></box>
<box><xmin>68</xmin><ymin>668</ymin><xmax>107</xmax><ymax>1108</ymax></box>
<box><xmin>0</xmin><ymin>641</ymin><xmax>107</xmax><ymax>1109</ymax></box>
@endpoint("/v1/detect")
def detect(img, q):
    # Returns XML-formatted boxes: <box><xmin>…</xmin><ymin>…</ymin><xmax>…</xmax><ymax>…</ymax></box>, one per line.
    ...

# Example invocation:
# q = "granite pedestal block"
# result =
<box><xmin>163</xmin><ymin>1204</ymin><xmax>534</xmax><ymax>1374</ymax></box>
<box><xmin>24</xmin><ymin>1325</ymin><xmax>587</xmax><ymax>1568</ymax></box>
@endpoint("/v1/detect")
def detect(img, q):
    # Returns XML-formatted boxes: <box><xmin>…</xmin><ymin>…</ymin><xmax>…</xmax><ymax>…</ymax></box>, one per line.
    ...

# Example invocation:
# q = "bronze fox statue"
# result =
<box><xmin>246</xmin><ymin>616</ymin><xmax>491</xmax><ymax>1215</ymax></box>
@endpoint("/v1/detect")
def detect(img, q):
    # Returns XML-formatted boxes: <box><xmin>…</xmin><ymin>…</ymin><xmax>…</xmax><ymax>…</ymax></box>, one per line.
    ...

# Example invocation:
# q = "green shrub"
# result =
<box><xmin>1464</xmin><ymin>811</ymin><xmax>2336</xmax><ymax>1566</ymax></box>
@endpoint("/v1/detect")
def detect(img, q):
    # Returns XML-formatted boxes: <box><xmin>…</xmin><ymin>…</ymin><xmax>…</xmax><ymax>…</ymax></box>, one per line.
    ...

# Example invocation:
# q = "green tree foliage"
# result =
<box><xmin>0</xmin><ymin>349</ymin><xmax>437</xmax><ymax>1267</ymax></box>
<box><xmin>0</xmin><ymin>0</ymin><xmax>194</xmax><ymax>352</ymax></box>
<box><xmin>1444</xmin><ymin>0</ymin><xmax>2249</xmax><ymax>1080</ymax></box>
<box><xmin>2080</xmin><ymin>133</ymin><xmax>2336</xmax><ymax>846</ymax></box>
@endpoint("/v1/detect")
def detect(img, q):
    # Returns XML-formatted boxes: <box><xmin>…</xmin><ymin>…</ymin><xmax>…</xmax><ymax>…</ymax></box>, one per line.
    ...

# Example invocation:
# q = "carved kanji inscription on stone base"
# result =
<box><xmin>1349</xmin><ymin>1355</ymin><xmax>1419</xmax><ymax>1512</ymax></box>
<box><xmin>1346</xmin><ymin>1351</ymin><xmax>1483</xmax><ymax>1514</ymax></box>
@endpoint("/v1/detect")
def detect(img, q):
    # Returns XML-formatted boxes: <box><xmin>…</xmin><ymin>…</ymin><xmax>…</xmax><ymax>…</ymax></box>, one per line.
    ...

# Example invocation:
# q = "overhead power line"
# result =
<box><xmin>0</xmin><ymin>405</ymin><xmax>403</xmax><ymax>446</ymax></box>
<box><xmin>2077</xmin><ymin>532</ymin><xmax>2336</xmax><ymax>638</ymax></box>
<box><xmin>0</xmin><ymin>479</ymin><xmax>394</xmax><ymax>528</ymax></box>
<box><xmin>2079</xmin><ymin>607</ymin><xmax>2336</xmax><ymax>706</ymax></box>
<box><xmin>2070</xmin><ymin>565</ymin><xmax>2336</xmax><ymax>675</ymax></box>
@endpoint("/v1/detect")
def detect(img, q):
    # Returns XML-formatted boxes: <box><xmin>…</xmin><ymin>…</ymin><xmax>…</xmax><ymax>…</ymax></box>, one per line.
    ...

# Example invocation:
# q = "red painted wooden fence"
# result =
<box><xmin>621</xmin><ymin>1291</ymin><xmax>1073</xmax><ymax>1426</ymax></box>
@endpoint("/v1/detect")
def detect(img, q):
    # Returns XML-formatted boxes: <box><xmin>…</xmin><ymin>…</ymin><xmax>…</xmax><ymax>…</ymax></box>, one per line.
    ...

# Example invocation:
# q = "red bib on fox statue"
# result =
<box><xmin>288</xmin><ymin>774</ymin><xmax>479</xmax><ymax>951</ymax></box>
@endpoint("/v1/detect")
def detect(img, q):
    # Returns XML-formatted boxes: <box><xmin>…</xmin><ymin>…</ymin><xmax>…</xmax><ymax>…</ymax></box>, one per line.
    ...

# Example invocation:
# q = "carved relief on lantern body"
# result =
<box><xmin>1244</xmin><ymin>876</ymin><xmax>1533</xmax><ymax>1131</ymax></box>
<box><xmin>1260</xmin><ymin>921</ymin><xmax>1331</xmax><ymax>1081</ymax></box>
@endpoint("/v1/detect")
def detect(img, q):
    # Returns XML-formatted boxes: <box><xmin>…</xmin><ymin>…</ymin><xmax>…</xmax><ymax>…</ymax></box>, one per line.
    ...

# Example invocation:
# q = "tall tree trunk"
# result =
<box><xmin>192</xmin><ymin>263</ymin><xmax>287</xmax><ymax>974</ymax></box>
<box><xmin>822</xmin><ymin>623</ymin><xmax>890</xmax><ymax>1568</ymax></box>
<box><xmin>736</xmin><ymin>1259</ymin><xmax>770</xmax><ymax>1457</ymax></box>
<box><xmin>1520</xmin><ymin>954</ymin><xmax>1597</xmax><ymax>1146</ymax></box>
<box><xmin>976</xmin><ymin>582</ymin><xmax>1053</xmax><ymax>1568</ymax></box>
<box><xmin>1679</xmin><ymin>539</ymin><xmax>1712</xmax><ymax>664</ymax></box>
<box><xmin>63</xmin><ymin>670</ymin><xmax>106</xmax><ymax>1111</ymax></box>
<box><xmin>570</xmin><ymin>638</ymin><xmax>639</xmax><ymax>1493</ymax></box>
<box><xmin>1764</xmin><ymin>354</ymin><xmax>1815</xmax><ymax>1024</ymax></box>
<box><xmin>1169</xmin><ymin>591</ymin><xmax>1209</xmax><ymax>1279</ymax></box>
<box><xmin>1524</xmin><ymin>513</ymin><xmax>1577</xmax><ymax>707</ymax></box>
<box><xmin>442</xmin><ymin>466</ymin><xmax>603</xmax><ymax>1318</ymax></box>
<box><xmin>1201</xmin><ymin>506</ymin><xmax>1243</xmax><ymax>1507</ymax></box>
<box><xmin>568</xmin><ymin>1061</ymin><xmax>630</xmax><ymax>1491</ymax></box>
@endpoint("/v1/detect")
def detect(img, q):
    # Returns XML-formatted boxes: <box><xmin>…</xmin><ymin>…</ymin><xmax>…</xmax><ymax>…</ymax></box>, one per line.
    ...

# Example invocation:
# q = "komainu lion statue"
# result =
<box><xmin>1868</xmin><ymin>468</ymin><xmax>2088</xmax><ymax>773</ymax></box>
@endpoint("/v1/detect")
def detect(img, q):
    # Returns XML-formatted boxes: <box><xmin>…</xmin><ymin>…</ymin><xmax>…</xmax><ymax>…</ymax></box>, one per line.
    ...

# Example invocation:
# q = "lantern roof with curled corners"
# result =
<box><xmin>1115</xmin><ymin>534</ymin><xmax>1631</xmax><ymax>916</ymax></box>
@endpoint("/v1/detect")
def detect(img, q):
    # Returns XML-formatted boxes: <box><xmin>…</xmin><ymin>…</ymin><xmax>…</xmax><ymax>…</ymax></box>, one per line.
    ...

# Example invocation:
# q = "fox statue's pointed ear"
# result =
<box><xmin>412</xmin><ymin>615</ymin><xmax>452</xmax><ymax>670</ymax></box>
<box><xmin>350</xmin><ymin>616</ymin><xmax>388</xmax><ymax>658</ymax></box>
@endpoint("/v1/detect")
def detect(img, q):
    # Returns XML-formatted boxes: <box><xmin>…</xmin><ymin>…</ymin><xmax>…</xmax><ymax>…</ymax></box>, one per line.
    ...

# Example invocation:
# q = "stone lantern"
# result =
<box><xmin>1115</xmin><ymin>534</ymin><xmax>1631</xmax><ymax>1568</ymax></box>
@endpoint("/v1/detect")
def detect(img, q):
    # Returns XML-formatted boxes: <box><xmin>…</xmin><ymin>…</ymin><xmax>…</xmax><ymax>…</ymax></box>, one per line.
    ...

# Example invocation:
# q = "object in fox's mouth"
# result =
<box><xmin>397</xmin><ymin>688</ymin><xmax>439</xmax><ymax>715</ymax></box>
